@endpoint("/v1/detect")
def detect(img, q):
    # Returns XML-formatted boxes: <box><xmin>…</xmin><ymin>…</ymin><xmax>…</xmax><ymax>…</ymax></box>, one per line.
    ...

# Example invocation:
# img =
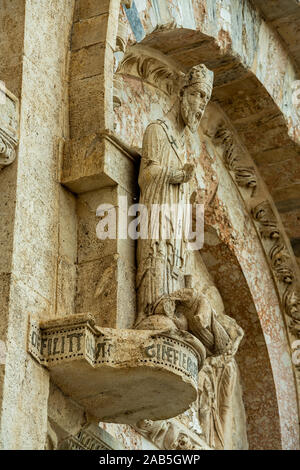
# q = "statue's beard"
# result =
<box><xmin>181</xmin><ymin>102</ymin><xmax>203</xmax><ymax>133</ymax></box>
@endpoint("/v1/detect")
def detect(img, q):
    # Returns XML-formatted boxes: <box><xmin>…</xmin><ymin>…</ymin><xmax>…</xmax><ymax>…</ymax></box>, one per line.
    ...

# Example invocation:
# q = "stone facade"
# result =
<box><xmin>0</xmin><ymin>0</ymin><xmax>299</xmax><ymax>450</ymax></box>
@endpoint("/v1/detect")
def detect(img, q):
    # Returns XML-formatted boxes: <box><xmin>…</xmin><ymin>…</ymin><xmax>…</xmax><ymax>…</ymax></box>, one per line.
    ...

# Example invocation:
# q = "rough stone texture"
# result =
<box><xmin>0</xmin><ymin>0</ymin><xmax>75</xmax><ymax>449</ymax></box>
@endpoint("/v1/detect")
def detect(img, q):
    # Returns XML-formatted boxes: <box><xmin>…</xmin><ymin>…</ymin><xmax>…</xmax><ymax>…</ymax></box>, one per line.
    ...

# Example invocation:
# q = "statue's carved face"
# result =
<box><xmin>180</xmin><ymin>84</ymin><xmax>211</xmax><ymax>133</ymax></box>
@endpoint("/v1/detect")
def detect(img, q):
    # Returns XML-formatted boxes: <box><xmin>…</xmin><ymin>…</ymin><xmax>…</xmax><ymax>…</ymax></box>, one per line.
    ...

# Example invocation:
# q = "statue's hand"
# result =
<box><xmin>182</xmin><ymin>163</ymin><xmax>195</xmax><ymax>182</ymax></box>
<box><xmin>169</xmin><ymin>163</ymin><xmax>195</xmax><ymax>184</ymax></box>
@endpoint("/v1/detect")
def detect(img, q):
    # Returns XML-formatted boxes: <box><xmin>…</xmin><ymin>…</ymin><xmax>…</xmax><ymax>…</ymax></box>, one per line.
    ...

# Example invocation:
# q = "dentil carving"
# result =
<box><xmin>252</xmin><ymin>201</ymin><xmax>280</xmax><ymax>240</ymax></box>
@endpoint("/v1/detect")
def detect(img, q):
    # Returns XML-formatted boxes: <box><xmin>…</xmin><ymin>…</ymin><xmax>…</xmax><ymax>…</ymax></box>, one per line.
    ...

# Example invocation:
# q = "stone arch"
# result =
<box><xmin>108</xmin><ymin>1</ymin><xmax>300</xmax><ymax>449</ymax></box>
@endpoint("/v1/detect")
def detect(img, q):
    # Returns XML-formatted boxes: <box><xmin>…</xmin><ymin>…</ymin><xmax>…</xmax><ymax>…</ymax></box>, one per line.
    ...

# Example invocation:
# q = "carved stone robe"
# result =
<box><xmin>136</xmin><ymin>119</ymin><xmax>190</xmax><ymax>324</ymax></box>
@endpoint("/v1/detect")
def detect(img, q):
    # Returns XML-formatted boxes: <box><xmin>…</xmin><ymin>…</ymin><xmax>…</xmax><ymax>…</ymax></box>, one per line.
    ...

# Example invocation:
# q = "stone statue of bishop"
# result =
<box><xmin>136</xmin><ymin>64</ymin><xmax>214</xmax><ymax>329</ymax></box>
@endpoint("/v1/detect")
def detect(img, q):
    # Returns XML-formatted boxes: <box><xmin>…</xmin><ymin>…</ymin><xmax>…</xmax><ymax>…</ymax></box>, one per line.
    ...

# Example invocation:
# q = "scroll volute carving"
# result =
<box><xmin>252</xmin><ymin>201</ymin><xmax>280</xmax><ymax>240</ymax></box>
<box><xmin>0</xmin><ymin>129</ymin><xmax>16</xmax><ymax>169</ymax></box>
<box><xmin>284</xmin><ymin>286</ymin><xmax>300</xmax><ymax>324</ymax></box>
<box><xmin>113</xmin><ymin>18</ymin><xmax>130</xmax><ymax>109</ymax></box>
<box><xmin>0</xmin><ymin>88</ymin><xmax>19</xmax><ymax>170</ymax></box>
<box><xmin>214</xmin><ymin>125</ymin><xmax>257</xmax><ymax>196</ymax></box>
<box><xmin>117</xmin><ymin>48</ymin><xmax>185</xmax><ymax>97</ymax></box>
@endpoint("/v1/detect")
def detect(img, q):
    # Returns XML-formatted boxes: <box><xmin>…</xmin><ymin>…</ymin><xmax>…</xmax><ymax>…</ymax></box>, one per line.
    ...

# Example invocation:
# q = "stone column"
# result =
<box><xmin>0</xmin><ymin>0</ymin><xmax>74</xmax><ymax>449</ymax></box>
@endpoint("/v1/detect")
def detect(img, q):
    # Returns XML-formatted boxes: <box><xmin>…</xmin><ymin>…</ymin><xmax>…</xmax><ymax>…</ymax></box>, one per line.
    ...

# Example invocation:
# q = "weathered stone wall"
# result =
<box><xmin>0</xmin><ymin>0</ymin><xmax>75</xmax><ymax>449</ymax></box>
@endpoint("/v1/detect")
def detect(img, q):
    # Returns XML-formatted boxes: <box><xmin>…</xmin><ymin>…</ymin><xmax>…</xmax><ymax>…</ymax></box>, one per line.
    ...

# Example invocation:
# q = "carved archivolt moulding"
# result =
<box><xmin>252</xmin><ymin>201</ymin><xmax>280</xmax><ymax>240</ymax></box>
<box><xmin>214</xmin><ymin>126</ymin><xmax>257</xmax><ymax>196</ymax></box>
<box><xmin>116</xmin><ymin>47</ymin><xmax>184</xmax><ymax>97</ymax></box>
<box><xmin>214</xmin><ymin>123</ymin><xmax>300</xmax><ymax>372</ymax></box>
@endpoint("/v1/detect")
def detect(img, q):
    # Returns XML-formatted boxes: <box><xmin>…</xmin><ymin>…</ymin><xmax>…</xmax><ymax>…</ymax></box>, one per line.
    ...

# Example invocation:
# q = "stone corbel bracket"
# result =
<box><xmin>0</xmin><ymin>87</ymin><xmax>19</xmax><ymax>170</ymax></box>
<box><xmin>28</xmin><ymin>313</ymin><xmax>204</xmax><ymax>425</ymax></box>
<box><xmin>61</xmin><ymin>129</ymin><xmax>140</xmax><ymax>194</ymax></box>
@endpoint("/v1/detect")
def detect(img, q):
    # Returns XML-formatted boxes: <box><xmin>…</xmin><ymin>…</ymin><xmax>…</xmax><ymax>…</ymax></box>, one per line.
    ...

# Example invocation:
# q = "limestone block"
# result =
<box><xmin>0</xmin><ymin>0</ymin><xmax>25</xmax><ymax>96</ymax></box>
<box><xmin>103</xmin><ymin>138</ymin><xmax>138</xmax><ymax>194</ymax></box>
<box><xmin>14</xmin><ymin>192</ymin><xmax>59</xmax><ymax>308</ymax></box>
<box><xmin>28</xmin><ymin>314</ymin><xmax>203</xmax><ymax>424</ymax></box>
<box><xmin>69</xmin><ymin>75</ymin><xmax>105</xmax><ymax>140</ymax></box>
<box><xmin>72</xmin><ymin>15</ymin><xmax>108</xmax><ymax>51</ymax></box>
<box><xmin>118</xmin><ymin>238</ymin><xmax>136</xmax><ymax>265</ymax></box>
<box><xmin>56</xmin><ymin>256</ymin><xmax>76</xmax><ymax>317</ymax></box>
<box><xmin>48</xmin><ymin>381</ymin><xmax>86</xmax><ymax>439</ymax></box>
<box><xmin>70</xmin><ymin>43</ymin><xmax>106</xmax><ymax>82</ymax></box>
<box><xmin>75</xmin><ymin>0</ymin><xmax>111</xmax><ymax>22</ymax></box>
<box><xmin>62</xmin><ymin>133</ymin><xmax>138</xmax><ymax>194</ymax></box>
<box><xmin>77</xmin><ymin>186</ymin><xmax>118</xmax><ymax>264</ymax></box>
<box><xmin>0</xmin><ymin>279</ymin><xmax>51</xmax><ymax>449</ymax></box>
<box><xmin>116</xmin><ymin>256</ymin><xmax>136</xmax><ymax>329</ymax></box>
<box><xmin>21</xmin><ymin>56</ymin><xmax>64</xmax><ymax>138</ymax></box>
<box><xmin>62</xmin><ymin>134</ymin><xmax>105</xmax><ymax>190</ymax></box>
<box><xmin>76</xmin><ymin>185</ymin><xmax>136</xmax><ymax>328</ymax></box>
<box><xmin>0</xmin><ymin>273</ymin><xmax>10</xmax><ymax>340</ymax></box>
<box><xmin>272</xmin><ymin>184</ymin><xmax>300</xmax><ymax>205</ymax></box>
<box><xmin>76</xmin><ymin>252</ymin><xmax>136</xmax><ymax>329</ymax></box>
<box><xmin>76</xmin><ymin>255</ymin><xmax>118</xmax><ymax>327</ymax></box>
<box><xmin>0</xmin><ymin>166</ymin><xmax>16</xmax><ymax>272</ymax></box>
<box><xmin>23</xmin><ymin>0</ymin><xmax>72</xmax><ymax>76</ymax></box>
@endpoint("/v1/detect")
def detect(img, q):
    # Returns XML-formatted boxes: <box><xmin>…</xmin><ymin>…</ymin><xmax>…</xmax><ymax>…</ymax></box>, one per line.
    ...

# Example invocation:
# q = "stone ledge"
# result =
<box><xmin>61</xmin><ymin>130</ymin><xmax>140</xmax><ymax>194</ymax></box>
